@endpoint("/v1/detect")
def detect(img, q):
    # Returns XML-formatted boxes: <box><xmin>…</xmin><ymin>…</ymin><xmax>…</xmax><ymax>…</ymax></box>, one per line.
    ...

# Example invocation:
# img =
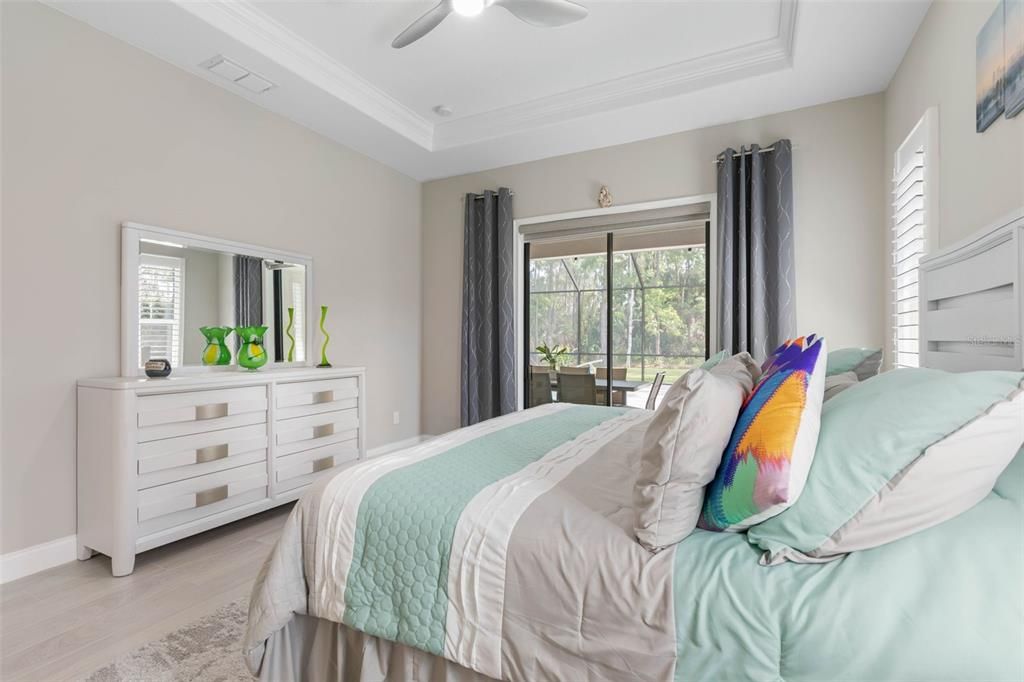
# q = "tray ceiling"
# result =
<box><xmin>45</xmin><ymin>0</ymin><xmax>930</xmax><ymax>180</ymax></box>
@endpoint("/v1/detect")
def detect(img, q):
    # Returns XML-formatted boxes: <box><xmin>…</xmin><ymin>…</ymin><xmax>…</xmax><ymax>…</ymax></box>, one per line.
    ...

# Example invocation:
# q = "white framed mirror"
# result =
<box><xmin>121</xmin><ymin>222</ymin><xmax>314</xmax><ymax>376</ymax></box>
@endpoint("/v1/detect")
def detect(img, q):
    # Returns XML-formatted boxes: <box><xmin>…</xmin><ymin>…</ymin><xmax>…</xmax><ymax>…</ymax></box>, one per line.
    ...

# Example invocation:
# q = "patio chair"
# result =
<box><xmin>557</xmin><ymin>371</ymin><xmax>597</xmax><ymax>405</ymax></box>
<box><xmin>596</xmin><ymin>367</ymin><xmax>627</xmax><ymax>406</ymax></box>
<box><xmin>644</xmin><ymin>372</ymin><xmax>666</xmax><ymax>410</ymax></box>
<box><xmin>529</xmin><ymin>366</ymin><xmax>553</xmax><ymax>407</ymax></box>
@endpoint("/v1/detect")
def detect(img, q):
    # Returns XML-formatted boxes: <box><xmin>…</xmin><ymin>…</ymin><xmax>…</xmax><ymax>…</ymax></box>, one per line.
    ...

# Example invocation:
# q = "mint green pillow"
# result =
<box><xmin>748</xmin><ymin>368</ymin><xmax>1024</xmax><ymax>564</ymax></box>
<box><xmin>700</xmin><ymin>350</ymin><xmax>728</xmax><ymax>370</ymax></box>
<box><xmin>826</xmin><ymin>347</ymin><xmax>882</xmax><ymax>380</ymax></box>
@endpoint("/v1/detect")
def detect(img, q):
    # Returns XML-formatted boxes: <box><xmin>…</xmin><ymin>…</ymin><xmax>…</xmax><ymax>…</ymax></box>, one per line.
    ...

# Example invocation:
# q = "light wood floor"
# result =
<box><xmin>0</xmin><ymin>504</ymin><xmax>293</xmax><ymax>681</ymax></box>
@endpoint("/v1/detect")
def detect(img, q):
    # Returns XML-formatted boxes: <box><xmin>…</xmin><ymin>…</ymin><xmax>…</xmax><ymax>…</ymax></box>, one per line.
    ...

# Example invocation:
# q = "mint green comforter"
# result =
<box><xmin>245</xmin><ymin>404</ymin><xmax>1024</xmax><ymax>681</ymax></box>
<box><xmin>675</xmin><ymin>446</ymin><xmax>1024</xmax><ymax>681</ymax></box>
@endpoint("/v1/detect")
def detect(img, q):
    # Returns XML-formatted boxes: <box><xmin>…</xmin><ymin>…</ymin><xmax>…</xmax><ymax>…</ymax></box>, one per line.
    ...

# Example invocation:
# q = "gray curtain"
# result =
<box><xmin>234</xmin><ymin>254</ymin><xmax>264</xmax><ymax>328</ymax></box>
<box><xmin>716</xmin><ymin>139</ymin><xmax>796</xmax><ymax>361</ymax></box>
<box><xmin>461</xmin><ymin>188</ymin><xmax>516</xmax><ymax>426</ymax></box>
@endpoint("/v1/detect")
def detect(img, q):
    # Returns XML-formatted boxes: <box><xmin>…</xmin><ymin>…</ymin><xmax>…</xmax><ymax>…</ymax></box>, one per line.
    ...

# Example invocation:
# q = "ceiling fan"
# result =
<box><xmin>392</xmin><ymin>0</ymin><xmax>588</xmax><ymax>49</ymax></box>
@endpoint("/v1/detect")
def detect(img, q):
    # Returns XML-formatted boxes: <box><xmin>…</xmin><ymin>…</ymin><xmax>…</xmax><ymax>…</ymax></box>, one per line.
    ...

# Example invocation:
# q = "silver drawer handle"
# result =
<box><xmin>195</xmin><ymin>403</ymin><xmax>229</xmax><ymax>420</ymax></box>
<box><xmin>195</xmin><ymin>443</ymin><xmax>229</xmax><ymax>464</ymax></box>
<box><xmin>312</xmin><ymin>390</ymin><xmax>335</xmax><ymax>404</ymax></box>
<box><xmin>313</xmin><ymin>423</ymin><xmax>335</xmax><ymax>438</ymax></box>
<box><xmin>196</xmin><ymin>485</ymin><xmax>228</xmax><ymax>507</ymax></box>
<box><xmin>313</xmin><ymin>456</ymin><xmax>334</xmax><ymax>472</ymax></box>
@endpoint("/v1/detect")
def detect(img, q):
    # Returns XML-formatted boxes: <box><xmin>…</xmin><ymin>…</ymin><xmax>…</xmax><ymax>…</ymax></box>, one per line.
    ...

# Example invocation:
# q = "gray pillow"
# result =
<box><xmin>633</xmin><ymin>353</ymin><xmax>760</xmax><ymax>552</ymax></box>
<box><xmin>823</xmin><ymin>371</ymin><xmax>858</xmax><ymax>401</ymax></box>
<box><xmin>826</xmin><ymin>348</ymin><xmax>883</xmax><ymax>381</ymax></box>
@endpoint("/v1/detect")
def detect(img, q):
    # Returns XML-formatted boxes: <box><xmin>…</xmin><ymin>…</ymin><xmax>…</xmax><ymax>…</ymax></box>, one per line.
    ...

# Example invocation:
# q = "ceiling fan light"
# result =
<box><xmin>452</xmin><ymin>0</ymin><xmax>485</xmax><ymax>17</ymax></box>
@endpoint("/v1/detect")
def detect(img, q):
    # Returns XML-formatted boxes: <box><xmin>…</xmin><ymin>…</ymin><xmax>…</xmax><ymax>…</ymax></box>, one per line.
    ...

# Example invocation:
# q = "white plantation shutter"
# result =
<box><xmin>139</xmin><ymin>254</ymin><xmax>184</xmax><ymax>367</ymax></box>
<box><xmin>891</xmin><ymin>132</ymin><xmax>929</xmax><ymax>368</ymax></box>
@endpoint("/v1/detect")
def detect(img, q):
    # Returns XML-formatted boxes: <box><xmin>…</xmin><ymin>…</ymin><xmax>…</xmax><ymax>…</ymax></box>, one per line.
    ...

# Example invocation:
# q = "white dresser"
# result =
<box><xmin>77</xmin><ymin>366</ymin><xmax>365</xmax><ymax>576</ymax></box>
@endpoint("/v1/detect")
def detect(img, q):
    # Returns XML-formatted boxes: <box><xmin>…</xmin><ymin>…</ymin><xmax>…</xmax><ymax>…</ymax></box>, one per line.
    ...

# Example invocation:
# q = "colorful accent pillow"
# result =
<box><xmin>633</xmin><ymin>353</ymin><xmax>760</xmax><ymax>552</ymax></box>
<box><xmin>699</xmin><ymin>335</ymin><xmax>827</xmax><ymax>532</ymax></box>
<box><xmin>748</xmin><ymin>369</ymin><xmax>1024</xmax><ymax>564</ymax></box>
<box><xmin>826</xmin><ymin>347</ymin><xmax>882</xmax><ymax>381</ymax></box>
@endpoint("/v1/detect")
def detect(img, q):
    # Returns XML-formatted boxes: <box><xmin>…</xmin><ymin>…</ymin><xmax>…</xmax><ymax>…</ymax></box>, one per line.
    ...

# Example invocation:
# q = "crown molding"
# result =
<box><xmin>171</xmin><ymin>0</ymin><xmax>797</xmax><ymax>152</ymax></box>
<box><xmin>434</xmin><ymin>0</ymin><xmax>798</xmax><ymax>149</ymax></box>
<box><xmin>172</xmin><ymin>0</ymin><xmax>435</xmax><ymax>150</ymax></box>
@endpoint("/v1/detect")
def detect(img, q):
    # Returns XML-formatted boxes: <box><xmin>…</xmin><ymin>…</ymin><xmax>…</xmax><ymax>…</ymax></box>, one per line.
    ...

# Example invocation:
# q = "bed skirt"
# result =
<box><xmin>256</xmin><ymin>614</ymin><xmax>500</xmax><ymax>682</ymax></box>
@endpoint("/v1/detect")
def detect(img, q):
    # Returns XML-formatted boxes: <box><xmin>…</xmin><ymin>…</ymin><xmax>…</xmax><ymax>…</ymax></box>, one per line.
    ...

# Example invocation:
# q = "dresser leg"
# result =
<box><xmin>111</xmin><ymin>553</ymin><xmax>136</xmax><ymax>577</ymax></box>
<box><xmin>76</xmin><ymin>543</ymin><xmax>94</xmax><ymax>561</ymax></box>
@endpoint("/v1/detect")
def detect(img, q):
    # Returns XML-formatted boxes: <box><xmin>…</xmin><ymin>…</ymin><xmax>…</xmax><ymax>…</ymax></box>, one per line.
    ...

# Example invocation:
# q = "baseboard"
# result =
<box><xmin>367</xmin><ymin>434</ymin><xmax>433</xmax><ymax>458</ymax></box>
<box><xmin>1</xmin><ymin>435</ymin><xmax>434</xmax><ymax>584</ymax></box>
<box><xmin>0</xmin><ymin>534</ymin><xmax>78</xmax><ymax>584</ymax></box>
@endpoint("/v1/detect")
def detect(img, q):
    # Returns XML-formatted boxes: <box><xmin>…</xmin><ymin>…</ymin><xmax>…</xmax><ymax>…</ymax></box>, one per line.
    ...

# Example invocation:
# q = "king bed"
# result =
<box><xmin>243</xmin><ymin>210</ymin><xmax>1024</xmax><ymax>682</ymax></box>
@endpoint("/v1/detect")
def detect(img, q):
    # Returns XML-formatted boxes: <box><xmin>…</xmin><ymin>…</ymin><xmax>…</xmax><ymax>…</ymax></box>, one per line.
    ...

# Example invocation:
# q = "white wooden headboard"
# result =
<box><xmin>919</xmin><ymin>208</ymin><xmax>1023</xmax><ymax>372</ymax></box>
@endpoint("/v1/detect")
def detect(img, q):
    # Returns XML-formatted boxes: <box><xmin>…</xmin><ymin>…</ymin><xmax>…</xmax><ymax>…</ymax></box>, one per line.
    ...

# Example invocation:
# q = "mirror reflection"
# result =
<box><xmin>137</xmin><ymin>240</ymin><xmax>306</xmax><ymax>368</ymax></box>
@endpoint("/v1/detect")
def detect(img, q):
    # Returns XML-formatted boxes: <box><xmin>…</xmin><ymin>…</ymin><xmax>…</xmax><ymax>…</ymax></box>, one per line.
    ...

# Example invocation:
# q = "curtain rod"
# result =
<box><xmin>466</xmin><ymin>190</ymin><xmax>515</xmax><ymax>199</ymax></box>
<box><xmin>713</xmin><ymin>144</ymin><xmax>798</xmax><ymax>164</ymax></box>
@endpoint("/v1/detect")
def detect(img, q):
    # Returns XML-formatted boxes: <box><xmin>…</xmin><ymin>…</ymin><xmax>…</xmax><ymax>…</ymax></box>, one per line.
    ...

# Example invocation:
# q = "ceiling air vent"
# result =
<box><xmin>201</xmin><ymin>55</ymin><xmax>275</xmax><ymax>94</ymax></box>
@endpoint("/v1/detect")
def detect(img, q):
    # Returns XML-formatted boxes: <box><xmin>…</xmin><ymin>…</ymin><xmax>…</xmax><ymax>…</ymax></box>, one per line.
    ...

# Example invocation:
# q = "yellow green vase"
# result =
<box><xmin>236</xmin><ymin>325</ymin><xmax>268</xmax><ymax>370</ymax></box>
<box><xmin>199</xmin><ymin>326</ymin><xmax>233</xmax><ymax>366</ymax></box>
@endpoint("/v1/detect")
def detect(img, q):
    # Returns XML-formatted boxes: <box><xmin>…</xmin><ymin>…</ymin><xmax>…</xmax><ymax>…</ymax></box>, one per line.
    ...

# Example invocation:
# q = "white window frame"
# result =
<box><xmin>138</xmin><ymin>253</ymin><xmax>185</xmax><ymax>368</ymax></box>
<box><xmin>891</xmin><ymin>107</ymin><xmax>939</xmax><ymax>369</ymax></box>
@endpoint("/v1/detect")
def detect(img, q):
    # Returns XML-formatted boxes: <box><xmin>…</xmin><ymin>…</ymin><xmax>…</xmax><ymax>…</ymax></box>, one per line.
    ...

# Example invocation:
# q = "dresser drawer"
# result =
<box><xmin>275</xmin><ymin>438</ymin><xmax>360</xmax><ymax>485</ymax></box>
<box><xmin>137</xmin><ymin>461</ymin><xmax>268</xmax><ymax>536</ymax></box>
<box><xmin>136</xmin><ymin>424</ymin><xmax>268</xmax><ymax>489</ymax></box>
<box><xmin>137</xmin><ymin>386</ymin><xmax>267</xmax><ymax>442</ymax></box>
<box><xmin>275</xmin><ymin>408</ymin><xmax>359</xmax><ymax>454</ymax></box>
<box><xmin>275</xmin><ymin>377</ymin><xmax>359</xmax><ymax>420</ymax></box>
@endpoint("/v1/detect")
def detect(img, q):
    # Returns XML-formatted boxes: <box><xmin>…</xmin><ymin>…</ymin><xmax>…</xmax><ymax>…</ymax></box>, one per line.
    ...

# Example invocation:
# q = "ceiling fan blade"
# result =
<box><xmin>495</xmin><ymin>0</ymin><xmax>588</xmax><ymax>27</ymax></box>
<box><xmin>392</xmin><ymin>1</ymin><xmax>453</xmax><ymax>49</ymax></box>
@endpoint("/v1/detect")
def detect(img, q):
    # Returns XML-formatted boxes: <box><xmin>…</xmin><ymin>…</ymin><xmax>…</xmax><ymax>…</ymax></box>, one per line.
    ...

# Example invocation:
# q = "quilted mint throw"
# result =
<box><xmin>307</xmin><ymin>403</ymin><xmax>641</xmax><ymax>674</ymax></box>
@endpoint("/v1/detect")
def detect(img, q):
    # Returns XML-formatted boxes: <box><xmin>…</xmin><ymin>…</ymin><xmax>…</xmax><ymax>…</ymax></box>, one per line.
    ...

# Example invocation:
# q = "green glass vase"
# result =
<box><xmin>317</xmin><ymin>305</ymin><xmax>332</xmax><ymax>368</ymax></box>
<box><xmin>199</xmin><ymin>326</ymin><xmax>233</xmax><ymax>366</ymax></box>
<box><xmin>235</xmin><ymin>325</ymin><xmax>269</xmax><ymax>370</ymax></box>
<box><xmin>285</xmin><ymin>307</ymin><xmax>296</xmax><ymax>363</ymax></box>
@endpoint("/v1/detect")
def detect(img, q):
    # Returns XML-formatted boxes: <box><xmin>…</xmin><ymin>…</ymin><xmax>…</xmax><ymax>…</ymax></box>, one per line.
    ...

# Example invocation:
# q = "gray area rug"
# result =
<box><xmin>85</xmin><ymin>597</ymin><xmax>252</xmax><ymax>681</ymax></box>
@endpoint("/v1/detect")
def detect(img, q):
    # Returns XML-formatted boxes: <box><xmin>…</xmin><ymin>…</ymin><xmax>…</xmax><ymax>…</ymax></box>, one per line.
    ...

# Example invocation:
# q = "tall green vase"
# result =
<box><xmin>286</xmin><ymin>307</ymin><xmax>296</xmax><ymax>363</ymax></box>
<box><xmin>199</xmin><ymin>326</ymin><xmax>233</xmax><ymax>366</ymax></box>
<box><xmin>317</xmin><ymin>305</ymin><xmax>332</xmax><ymax>368</ymax></box>
<box><xmin>235</xmin><ymin>325</ymin><xmax>269</xmax><ymax>371</ymax></box>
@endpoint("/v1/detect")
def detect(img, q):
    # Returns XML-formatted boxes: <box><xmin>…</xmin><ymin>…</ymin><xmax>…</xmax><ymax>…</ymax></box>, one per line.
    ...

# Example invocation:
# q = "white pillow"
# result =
<box><xmin>633</xmin><ymin>353</ymin><xmax>760</xmax><ymax>551</ymax></box>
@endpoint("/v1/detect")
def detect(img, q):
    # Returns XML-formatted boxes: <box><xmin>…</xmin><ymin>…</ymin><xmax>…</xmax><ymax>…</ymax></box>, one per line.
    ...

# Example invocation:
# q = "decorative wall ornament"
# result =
<box><xmin>317</xmin><ymin>305</ymin><xmax>332</xmax><ymax>368</ymax></box>
<box><xmin>199</xmin><ymin>326</ymin><xmax>233</xmax><ymax>366</ymax></box>
<box><xmin>235</xmin><ymin>325</ymin><xmax>268</xmax><ymax>370</ymax></box>
<box><xmin>598</xmin><ymin>185</ymin><xmax>612</xmax><ymax>208</ymax></box>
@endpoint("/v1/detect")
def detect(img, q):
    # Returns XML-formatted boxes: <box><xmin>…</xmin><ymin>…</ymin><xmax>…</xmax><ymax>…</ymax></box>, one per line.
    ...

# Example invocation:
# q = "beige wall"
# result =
<box><xmin>885</xmin><ymin>0</ymin><xmax>1024</xmax><ymax>249</ymax></box>
<box><xmin>422</xmin><ymin>95</ymin><xmax>888</xmax><ymax>436</ymax></box>
<box><xmin>0</xmin><ymin>2</ymin><xmax>422</xmax><ymax>554</ymax></box>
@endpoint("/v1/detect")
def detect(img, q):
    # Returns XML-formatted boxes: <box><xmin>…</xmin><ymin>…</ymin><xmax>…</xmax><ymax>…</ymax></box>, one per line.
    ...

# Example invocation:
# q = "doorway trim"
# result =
<box><xmin>514</xmin><ymin>193</ymin><xmax>717</xmax><ymax>410</ymax></box>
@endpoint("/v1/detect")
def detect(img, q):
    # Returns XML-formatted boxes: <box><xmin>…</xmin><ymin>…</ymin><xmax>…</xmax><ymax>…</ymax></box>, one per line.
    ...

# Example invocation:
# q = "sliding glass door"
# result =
<box><xmin>525</xmin><ymin>223</ymin><xmax>709</xmax><ymax>410</ymax></box>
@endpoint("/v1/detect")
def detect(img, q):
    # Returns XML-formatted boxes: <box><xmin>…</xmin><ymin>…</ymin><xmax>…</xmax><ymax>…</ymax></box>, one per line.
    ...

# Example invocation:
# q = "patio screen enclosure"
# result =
<box><xmin>528</xmin><ymin>243</ymin><xmax>707</xmax><ymax>385</ymax></box>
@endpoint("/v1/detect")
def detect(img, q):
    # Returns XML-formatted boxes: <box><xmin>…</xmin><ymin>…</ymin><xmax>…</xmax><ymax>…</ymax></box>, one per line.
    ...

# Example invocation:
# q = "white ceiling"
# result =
<box><xmin>46</xmin><ymin>0</ymin><xmax>930</xmax><ymax>181</ymax></box>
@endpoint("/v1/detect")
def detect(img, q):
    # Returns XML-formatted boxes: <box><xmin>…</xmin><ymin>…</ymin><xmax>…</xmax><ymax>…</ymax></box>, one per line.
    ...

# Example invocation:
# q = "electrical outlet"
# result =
<box><xmin>393</xmin><ymin>411</ymin><xmax>400</xmax><ymax>425</ymax></box>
